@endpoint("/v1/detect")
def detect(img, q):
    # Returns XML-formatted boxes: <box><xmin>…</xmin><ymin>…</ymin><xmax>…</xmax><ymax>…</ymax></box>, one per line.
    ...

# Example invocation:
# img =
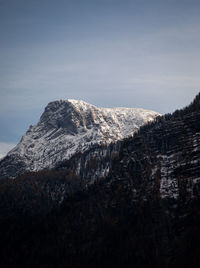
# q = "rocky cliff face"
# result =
<box><xmin>0</xmin><ymin>99</ymin><xmax>158</xmax><ymax>178</ymax></box>
<box><xmin>51</xmin><ymin>93</ymin><xmax>200</xmax><ymax>203</ymax></box>
<box><xmin>0</xmin><ymin>94</ymin><xmax>200</xmax><ymax>267</ymax></box>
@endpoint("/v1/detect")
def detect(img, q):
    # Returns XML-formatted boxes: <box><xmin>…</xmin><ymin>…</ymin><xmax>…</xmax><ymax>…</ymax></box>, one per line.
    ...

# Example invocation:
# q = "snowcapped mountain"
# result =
<box><xmin>0</xmin><ymin>94</ymin><xmax>200</xmax><ymax>268</ymax></box>
<box><xmin>0</xmin><ymin>99</ymin><xmax>159</xmax><ymax>178</ymax></box>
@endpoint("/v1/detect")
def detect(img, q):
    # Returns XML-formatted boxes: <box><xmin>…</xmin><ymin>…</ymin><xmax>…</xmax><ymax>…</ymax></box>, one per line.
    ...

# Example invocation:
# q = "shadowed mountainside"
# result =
<box><xmin>0</xmin><ymin>93</ymin><xmax>200</xmax><ymax>267</ymax></box>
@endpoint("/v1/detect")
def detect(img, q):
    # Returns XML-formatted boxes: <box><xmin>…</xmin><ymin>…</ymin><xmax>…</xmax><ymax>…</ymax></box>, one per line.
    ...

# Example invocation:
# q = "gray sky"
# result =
<box><xmin>0</xmin><ymin>0</ymin><xmax>200</xmax><ymax>155</ymax></box>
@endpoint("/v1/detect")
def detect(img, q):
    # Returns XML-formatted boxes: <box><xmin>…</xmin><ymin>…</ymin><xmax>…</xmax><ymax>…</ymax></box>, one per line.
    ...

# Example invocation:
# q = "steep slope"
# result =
<box><xmin>61</xmin><ymin>93</ymin><xmax>200</xmax><ymax>201</ymax></box>
<box><xmin>0</xmin><ymin>94</ymin><xmax>200</xmax><ymax>268</ymax></box>
<box><xmin>0</xmin><ymin>99</ymin><xmax>158</xmax><ymax>178</ymax></box>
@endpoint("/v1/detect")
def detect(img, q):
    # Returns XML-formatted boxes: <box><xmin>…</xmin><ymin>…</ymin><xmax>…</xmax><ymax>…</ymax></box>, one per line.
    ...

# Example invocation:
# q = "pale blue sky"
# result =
<box><xmin>0</xmin><ymin>0</ymin><xmax>200</xmax><ymax>154</ymax></box>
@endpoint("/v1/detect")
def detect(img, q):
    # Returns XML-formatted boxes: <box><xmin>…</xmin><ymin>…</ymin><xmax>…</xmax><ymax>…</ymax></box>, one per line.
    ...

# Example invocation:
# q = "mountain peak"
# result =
<box><xmin>67</xmin><ymin>98</ymin><xmax>92</xmax><ymax>106</ymax></box>
<box><xmin>0</xmin><ymin>100</ymin><xmax>159</xmax><ymax>178</ymax></box>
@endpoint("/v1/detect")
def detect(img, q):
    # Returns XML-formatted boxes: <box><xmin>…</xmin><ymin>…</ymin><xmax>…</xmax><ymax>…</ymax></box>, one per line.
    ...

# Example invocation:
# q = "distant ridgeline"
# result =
<box><xmin>0</xmin><ymin>93</ymin><xmax>200</xmax><ymax>268</ymax></box>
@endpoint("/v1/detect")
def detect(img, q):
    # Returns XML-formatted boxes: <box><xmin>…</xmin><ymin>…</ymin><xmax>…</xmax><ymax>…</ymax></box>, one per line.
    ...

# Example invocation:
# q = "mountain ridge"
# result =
<box><xmin>0</xmin><ymin>94</ymin><xmax>200</xmax><ymax>267</ymax></box>
<box><xmin>0</xmin><ymin>99</ymin><xmax>159</xmax><ymax>178</ymax></box>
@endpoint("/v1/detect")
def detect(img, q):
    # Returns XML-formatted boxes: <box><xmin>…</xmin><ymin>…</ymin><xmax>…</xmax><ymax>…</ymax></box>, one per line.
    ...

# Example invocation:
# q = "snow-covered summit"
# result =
<box><xmin>0</xmin><ymin>99</ymin><xmax>159</xmax><ymax>178</ymax></box>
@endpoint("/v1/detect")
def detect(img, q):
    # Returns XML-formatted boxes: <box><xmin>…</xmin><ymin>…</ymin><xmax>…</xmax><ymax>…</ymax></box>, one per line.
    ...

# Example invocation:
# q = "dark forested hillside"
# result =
<box><xmin>0</xmin><ymin>93</ymin><xmax>200</xmax><ymax>267</ymax></box>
